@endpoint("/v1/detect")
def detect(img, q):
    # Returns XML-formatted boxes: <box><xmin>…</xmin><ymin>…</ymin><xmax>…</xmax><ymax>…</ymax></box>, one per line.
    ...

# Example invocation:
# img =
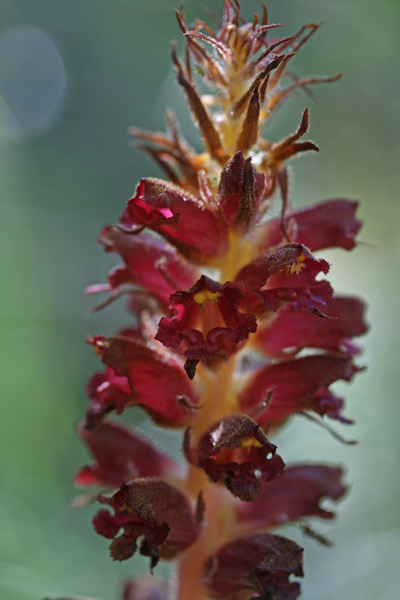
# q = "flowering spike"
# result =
<box><xmin>75</xmin><ymin>3</ymin><xmax>367</xmax><ymax>600</ymax></box>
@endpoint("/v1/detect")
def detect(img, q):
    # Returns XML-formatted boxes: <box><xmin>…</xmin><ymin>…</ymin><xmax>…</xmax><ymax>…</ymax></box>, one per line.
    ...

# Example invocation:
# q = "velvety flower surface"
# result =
<box><xmin>89</xmin><ymin>335</ymin><xmax>199</xmax><ymax>426</ymax></box>
<box><xmin>204</xmin><ymin>534</ymin><xmax>304</xmax><ymax>600</ymax></box>
<box><xmin>121</xmin><ymin>178</ymin><xmax>228</xmax><ymax>261</ymax></box>
<box><xmin>93</xmin><ymin>479</ymin><xmax>199</xmax><ymax>567</ymax></box>
<box><xmin>235</xmin><ymin>243</ymin><xmax>332</xmax><ymax>313</ymax></box>
<box><xmin>184</xmin><ymin>415</ymin><xmax>284</xmax><ymax>501</ymax></box>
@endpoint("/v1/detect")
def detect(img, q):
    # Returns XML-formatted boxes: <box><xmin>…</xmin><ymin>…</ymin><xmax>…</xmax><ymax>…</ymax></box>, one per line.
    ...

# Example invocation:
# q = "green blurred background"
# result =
<box><xmin>1</xmin><ymin>0</ymin><xmax>399</xmax><ymax>598</ymax></box>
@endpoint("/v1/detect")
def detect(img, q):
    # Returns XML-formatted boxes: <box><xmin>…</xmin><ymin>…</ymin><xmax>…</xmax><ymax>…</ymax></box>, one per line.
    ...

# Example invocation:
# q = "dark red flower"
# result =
<box><xmin>156</xmin><ymin>275</ymin><xmax>257</xmax><ymax>375</ymax></box>
<box><xmin>258</xmin><ymin>199</ymin><xmax>362</xmax><ymax>252</ymax></box>
<box><xmin>75</xmin><ymin>420</ymin><xmax>180</xmax><ymax>489</ymax></box>
<box><xmin>237</xmin><ymin>465</ymin><xmax>347</xmax><ymax>528</ymax></box>
<box><xmin>239</xmin><ymin>354</ymin><xmax>358</xmax><ymax>426</ymax></box>
<box><xmin>204</xmin><ymin>534</ymin><xmax>303</xmax><ymax>600</ymax></box>
<box><xmin>87</xmin><ymin>226</ymin><xmax>197</xmax><ymax>305</ymax></box>
<box><xmin>121</xmin><ymin>178</ymin><xmax>228</xmax><ymax>261</ymax></box>
<box><xmin>93</xmin><ymin>479</ymin><xmax>200</xmax><ymax>567</ymax></box>
<box><xmin>184</xmin><ymin>415</ymin><xmax>285</xmax><ymax>501</ymax></box>
<box><xmin>235</xmin><ymin>243</ymin><xmax>332</xmax><ymax>313</ymax></box>
<box><xmin>88</xmin><ymin>335</ymin><xmax>199</xmax><ymax>426</ymax></box>
<box><xmin>255</xmin><ymin>296</ymin><xmax>367</xmax><ymax>358</ymax></box>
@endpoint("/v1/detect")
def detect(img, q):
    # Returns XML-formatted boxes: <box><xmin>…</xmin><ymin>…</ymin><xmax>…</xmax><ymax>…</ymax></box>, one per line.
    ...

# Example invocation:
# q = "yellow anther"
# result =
<box><xmin>193</xmin><ymin>290</ymin><xmax>220</xmax><ymax>305</ymax></box>
<box><xmin>286</xmin><ymin>252</ymin><xmax>307</xmax><ymax>276</ymax></box>
<box><xmin>240</xmin><ymin>437</ymin><xmax>263</xmax><ymax>450</ymax></box>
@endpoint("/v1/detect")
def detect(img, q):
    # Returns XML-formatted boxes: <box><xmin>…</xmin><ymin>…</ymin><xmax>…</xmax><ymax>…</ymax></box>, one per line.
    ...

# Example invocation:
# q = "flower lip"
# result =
<box><xmin>184</xmin><ymin>414</ymin><xmax>285</xmax><ymax>501</ymax></box>
<box><xmin>93</xmin><ymin>225</ymin><xmax>197</xmax><ymax>305</ymax></box>
<box><xmin>235</xmin><ymin>243</ymin><xmax>332</xmax><ymax>314</ymax></box>
<box><xmin>121</xmin><ymin>178</ymin><xmax>228</xmax><ymax>261</ymax></box>
<box><xmin>88</xmin><ymin>335</ymin><xmax>199</xmax><ymax>426</ymax></box>
<box><xmin>156</xmin><ymin>275</ymin><xmax>257</xmax><ymax>375</ymax></box>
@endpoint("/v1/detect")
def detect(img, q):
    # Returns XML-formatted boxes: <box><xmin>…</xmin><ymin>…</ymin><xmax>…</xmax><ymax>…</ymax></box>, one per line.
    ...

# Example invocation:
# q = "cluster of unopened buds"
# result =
<box><xmin>73</xmin><ymin>2</ymin><xmax>367</xmax><ymax>599</ymax></box>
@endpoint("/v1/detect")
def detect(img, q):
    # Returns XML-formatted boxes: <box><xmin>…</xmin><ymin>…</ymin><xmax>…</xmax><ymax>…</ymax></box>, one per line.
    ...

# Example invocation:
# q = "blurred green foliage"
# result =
<box><xmin>0</xmin><ymin>1</ymin><xmax>399</xmax><ymax>599</ymax></box>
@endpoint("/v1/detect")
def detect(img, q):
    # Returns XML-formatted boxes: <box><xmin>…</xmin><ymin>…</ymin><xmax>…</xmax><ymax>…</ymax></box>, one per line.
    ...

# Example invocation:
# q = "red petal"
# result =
<box><xmin>93</xmin><ymin>479</ymin><xmax>199</xmax><ymax>565</ymax></box>
<box><xmin>238</xmin><ymin>465</ymin><xmax>347</xmax><ymax>527</ymax></box>
<box><xmin>256</xmin><ymin>296</ymin><xmax>368</xmax><ymax>357</ymax></box>
<box><xmin>156</xmin><ymin>276</ymin><xmax>257</xmax><ymax>368</ymax></box>
<box><xmin>121</xmin><ymin>178</ymin><xmax>228</xmax><ymax>260</ymax></box>
<box><xmin>89</xmin><ymin>335</ymin><xmax>199</xmax><ymax>426</ymax></box>
<box><xmin>185</xmin><ymin>415</ymin><xmax>284</xmax><ymax>501</ymax></box>
<box><xmin>97</xmin><ymin>226</ymin><xmax>197</xmax><ymax>304</ymax></box>
<box><xmin>259</xmin><ymin>199</ymin><xmax>362</xmax><ymax>252</ymax></box>
<box><xmin>239</xmin><ymin>354</ymin><xmax>358</xmax><ymax>425</ymax></box>
<box><xmin>235</xmin><ymin>243</ymin><xmax>331</xmax><ymax>313</ymax></box>
<box><xmin>74</xmin><ymin>420</ymin><xmax>180</xmax><ymax>489</ymax></box>
<box><xmin>86</xmin><ymin>368</ymin><xmax>131</xmax><ymax>428</ymax></box>
<box><xmin>204</xmin><ymin>533</ymin><xmax>303</xmax><ymax>599</ymax></box>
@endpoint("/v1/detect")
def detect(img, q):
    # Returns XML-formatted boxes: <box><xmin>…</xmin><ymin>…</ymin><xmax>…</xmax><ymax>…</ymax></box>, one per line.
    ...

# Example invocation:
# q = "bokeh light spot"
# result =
<box><xmin>0</xmin><ymin>24</ymin><xmax>68</xmax><ymax>140</ymax></box>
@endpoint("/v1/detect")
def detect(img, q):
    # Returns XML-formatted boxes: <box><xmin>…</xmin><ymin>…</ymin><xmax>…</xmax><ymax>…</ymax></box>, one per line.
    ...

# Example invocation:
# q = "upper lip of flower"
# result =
<box><xmin>92</xmin><ymin>478</ymin><xmax>200</xmax><ymax>568</ymax></box>
<box><xmin>120</xmin><ymin>178</ymin><xmax>229</xmax><ymax>261</ymax></box>
<box><xmin>87</xmin><ymin>334</ymin><xmax>199</xmax><ymax>426</ymax></box>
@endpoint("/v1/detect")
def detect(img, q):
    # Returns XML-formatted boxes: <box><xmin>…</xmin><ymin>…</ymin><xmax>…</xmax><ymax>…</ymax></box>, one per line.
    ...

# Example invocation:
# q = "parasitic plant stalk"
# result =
<box><xmin>74</xmin><ymin>2</ymin><xmax>367</xmax><ymax>600</ymax></box>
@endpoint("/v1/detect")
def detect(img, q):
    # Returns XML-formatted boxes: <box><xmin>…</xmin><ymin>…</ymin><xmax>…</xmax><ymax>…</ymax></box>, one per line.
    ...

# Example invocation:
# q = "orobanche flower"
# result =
<box><xmin>74</xmin><ymin>2</ymin><xmax>367</xmax><ymax>600</ymax></box>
